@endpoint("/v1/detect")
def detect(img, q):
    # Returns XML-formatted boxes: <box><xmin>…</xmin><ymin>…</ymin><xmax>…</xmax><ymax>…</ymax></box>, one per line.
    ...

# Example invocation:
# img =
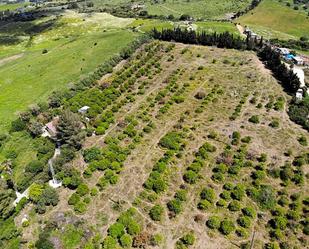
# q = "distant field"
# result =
<box><xmin>146</xmin><ymin>0</ymin><xmax>252</xmax><ymax>19</ymax></box>
<box><xmin>0</xmin><ymin>11</ymin><xmax>135</xmax><ymax>132</ymax></box>
<box><xmin>129</xmin><ymin>19</ymin><xmax>238</xmax><ymax>35</ymax></box>
<box><xmin>91</xmin><ymin>0</ymin><xmax>252</xmax><ymax>19</ymax></box>
<box><xmin>0</xmin><ymin>2</ymin><xmax>28</xmax><ymax>11</ymax></box>
<box><xmin>237</xmin><ymin>0</ymin><xmax>309</xmax><ymax>39</ymax></box>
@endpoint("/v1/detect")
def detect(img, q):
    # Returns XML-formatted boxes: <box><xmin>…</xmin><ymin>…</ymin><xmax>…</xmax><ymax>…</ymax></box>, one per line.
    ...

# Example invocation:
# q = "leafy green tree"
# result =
<box><xmin>41</xmin><ymin>186</ymin><xmax>59</xmax><ymax>206</ymax></box>
<box><xmin>149</xmin><ymin>205</ymin><xmax>164</xmax><ymax>221</ymax></box>
<box><xmin>219</xmin><ymin>219</ymin><xmax>235</xmax><ymax>235</ymax></box>
<box><xmin>57</xmin><ymin>109</ymin><xmax>86</xmax><ymax>149</ymax></box>
<box><xmin>206</xmin><ymin>216</ymin><xmax>221</xmax><ymax>229</ymax></box>
<box><xmin>120</xmin><ymin>234</ymin><xmax>133</xmax><ymax>247</ymax></box>
<box><xmin>200</xmin><ymin>187</ymin><xmax>216</xmax><ymax>203</ymax></box>
<box><xmin>29</xmin><ymin>183</ymin><xmax>44</xmax><ymax>203</ymax></box>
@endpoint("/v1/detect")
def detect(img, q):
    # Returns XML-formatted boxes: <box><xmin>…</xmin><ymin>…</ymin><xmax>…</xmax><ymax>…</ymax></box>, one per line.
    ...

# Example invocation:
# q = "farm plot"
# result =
<box><xmin>18</xmin><ymin>42</ymin><xmax>309</xmax><ymax>249</ymax></box>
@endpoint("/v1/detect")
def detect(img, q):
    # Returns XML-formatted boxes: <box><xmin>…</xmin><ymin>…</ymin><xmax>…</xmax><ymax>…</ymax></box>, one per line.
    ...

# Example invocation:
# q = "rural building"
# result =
<box><xmin>42</xmin><ymin>117</ymin><xmax>59</xmax><ymax>137</ymax></box>
<box><xmin>78</xmin><ymin>106</ymin><xmax>90</xmax><ymax>114</ymax></box>
<box><xmin>296</xmin><ymin>89</ymin><xmax>303</xmax><ymax>101</ymax></box>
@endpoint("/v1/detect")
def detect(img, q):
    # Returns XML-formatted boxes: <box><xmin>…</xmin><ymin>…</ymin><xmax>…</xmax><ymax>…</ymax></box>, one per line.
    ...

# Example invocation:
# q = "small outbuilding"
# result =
<box><xmin>78</xmin><ymin>106</ymin><xmax>90</xmax><ymax>114</ymax></box>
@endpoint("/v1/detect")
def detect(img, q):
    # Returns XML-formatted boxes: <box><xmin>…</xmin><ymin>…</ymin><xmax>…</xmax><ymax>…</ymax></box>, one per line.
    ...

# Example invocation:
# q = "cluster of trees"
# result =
<box><xmin>152</xmin><ymin>28</ymin><xmax>259</xmax><ymax>50</ymax></box>
<box><xmin>288</xmin><ymin>96</ymin><xmax>309</xmax><ymax>131</ymax></box>
<box><xmin>104</xmin><ymin>208</ymin><xmax>141</xmax><ymax>249</ymax></box>
<box><xmin>270</xmin><ymin>37</ymin><xmax>309</xmax><ymax>51</ymax></box>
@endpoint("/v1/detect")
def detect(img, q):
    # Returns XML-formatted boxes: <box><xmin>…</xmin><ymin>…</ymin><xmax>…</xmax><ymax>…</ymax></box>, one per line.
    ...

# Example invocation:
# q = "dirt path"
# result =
<box><xmin>0</xmin><ymin>53</ymin><xmax>24</xmax><ymax>67</ymax></box>
<box><xmin>236</xmin><ymin>24</ymin><xmax>246</xmax><ymax>38</ymax></box>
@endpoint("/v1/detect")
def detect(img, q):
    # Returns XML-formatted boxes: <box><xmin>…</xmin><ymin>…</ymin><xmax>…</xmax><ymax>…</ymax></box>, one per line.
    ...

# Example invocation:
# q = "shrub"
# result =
<box><xmin>269</xmin><ymin>216</ymin><xmax>287</xmax><ymax>230</ymax></box>
<box><xmin>126</xmin><ymin>220</ymin><xmax>141</xmax><ymax>236</ymax></box>
<box><xmin>11</xmin><ymin>118</ymin><xmax>26</xmax><ymax>132</ymax></box>
<box><xmin>167</xmin><ymin>199</ymin><xmax>182</xmax><ymax>214</ymax></box>
<box><xmin>83</xmin><ymin>147</ymin><xmax>102</xmax><ymax>162</ymax></box>
<box><xmin>149</xmin><ymin>205</ymin><xmax>164</xmax><ymax>221</ymax></box>
<box><xmin>90</xmin><ymin>187</ymin><xmax>98</xmax><ymax>196</ymax></box>
<box><xmin>29</xmin><ymin>183</ymin><xmax>44</xmax><ymax>203</ymax></box>
<box><xmin>206</xmin><ymin>216</ymin><xmax>220</xmax><ymax>229</ymax></box>
<box><xmin>68</xmin><ymin>193</ymin><xmax>80</xmax><ymax>205</ymax></box>
<box><xmin>74</xmin><ymin>201</ymin><xmax>87</xmax><ymax>214</ymax></box>
<box><xmin>102</xmin><ymin>236</ymin><xmax>117</xmax><ymax>249</ymax></box>
<box><xmin>76</xmin><ymin>183</ymin><xmax>89</xmax><ymax>196</ymax></box>
<box><xmin>175</xmin><ymin>189</ymin><xmax>187</xmax><ymax>202</ymax></box>
<box><xmin>298</xmin><ymin>136</ymin><xmax>307</xmax><ymax>146</ymax></box>
<box><xmin>200</xmin><ymin>187</ymin><xmax>216</xmax><ymax>203</ymax></box>
<box><xmin>228</xmin><ymin>200</ymin><xmax>241</xmax><ymax>212</ymax></box>
<box><xmin>220</xmin><ymin>190</ymin><xmax>231</xmax><ymax>200</ymax></box>
<box><xmin>269</xmin><ymin>120</ymin><xmax>279</xmax><ymax>128</ymax></box>
<box><xmin>219</xmin><ymin>219</ymin><xmax>235</xmax><ymax>235</ymax></box>
<box><xmin>231</xmin><ymin>185</ymin><xmax>245</xmax><ymax>201</ymax></box>
<box><xmin>197</xmin><ymin>200</ymin><xmax>212</xmax><ymax>210</ymax></box>
<box><xmin>40</xmin><ymin>186</ymin><xmax>59</xmax><ymax>206</ymax></box>
<box><xmin>180</xmin><ymin>233</ymin><xmax>195</xmax><ymax>246</ymax></box>
<box><xmin>242</xmin><ymin>207</ymin><xmax>256</xmax><ymax>218</ymax></box>
<box><xmin>237</xmin><ymin>216</ymin><xmax>251</xmax><ymax>228</ymax></box>
<box><xmin>25</xmin><ymin>160</ymin><xmax>44</xmax><ymax>174</ymax></box>
<box><xmin>248</xmin><ymin>115</ymin><xmax>260</xmax><ymax>124</ymax></box>
<box><xmin>183</xmin><ymin>170</ymin><xmax>198</xmax><ymax>184</ymax></box>
<box><xmin>108</xmin><ymin>222</ymin><xmax>125</xmax><ymax>239</ymax></box>
<box><xmin>120</xmin><ymin>234</ymin><xmax>133</xmax><ymax>247</ymax></box>
<box><xmin>159</xmin><ymin>132</ymin><xmax>182</xmax><ymax>150</ymax></box>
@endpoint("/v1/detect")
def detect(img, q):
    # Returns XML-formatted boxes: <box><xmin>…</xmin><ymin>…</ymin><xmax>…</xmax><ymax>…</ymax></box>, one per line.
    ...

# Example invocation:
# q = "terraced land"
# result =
<box><xmin>17</xmin><ymin>41</ymin><xmax>309</xmax><ymax>249</ymax></box>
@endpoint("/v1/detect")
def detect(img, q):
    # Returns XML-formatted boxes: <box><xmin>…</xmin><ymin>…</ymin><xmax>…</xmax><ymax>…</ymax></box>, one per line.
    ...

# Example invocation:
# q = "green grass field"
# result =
<box><xmin>0</xmin><ymin>11</ymin><xmax>136</xmax><ymax>133</ymax></box>
<box><xmin>0</xmin><ymin>2</ymin><xmax>29</xmax><ymax>11</ymax></box>
<box><xmin>129</xmin><ymin>19</ymin><xmax>238</xmax><ymax>35</ymax></box>
<box><xmin>237</xmin><ymin>0</ymin><xmax>309</xmax><ymax>39</ymax></box>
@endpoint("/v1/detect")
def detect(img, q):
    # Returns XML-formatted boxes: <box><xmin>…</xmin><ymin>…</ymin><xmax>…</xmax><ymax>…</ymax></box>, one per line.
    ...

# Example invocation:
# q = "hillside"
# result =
<box><xmin>0</xmin><ymin>1</ymin><xmax>308</xmax><ymax>249</ymax></box>
<box><xmin>237</xmin><ymin>0</ymin><xmax>309</xmax><ymax>40</ymax></box>
<box><xmin>11</xmin><ymin>41</ymin><xmax>309</xmax><ymax>249</ymax></box>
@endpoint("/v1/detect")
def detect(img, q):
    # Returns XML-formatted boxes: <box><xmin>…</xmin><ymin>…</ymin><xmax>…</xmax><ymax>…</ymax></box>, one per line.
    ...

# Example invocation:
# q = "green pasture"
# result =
<box><xmin>237</xmin><ymin>0</ymin><xmax>309</xmax><ymax>40</ymax></box>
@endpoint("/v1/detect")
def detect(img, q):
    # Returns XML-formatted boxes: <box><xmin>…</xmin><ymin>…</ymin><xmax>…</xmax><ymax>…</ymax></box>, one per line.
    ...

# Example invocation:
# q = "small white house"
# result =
<box><xmin>78</xmin><ymin>106</ymin><xmax>90</xmax><ymax>114</ymax></box>
<box><xmin>296</xmin><ymin>89</ymin><xmax>303</xmax><ymax>101</ymax></box>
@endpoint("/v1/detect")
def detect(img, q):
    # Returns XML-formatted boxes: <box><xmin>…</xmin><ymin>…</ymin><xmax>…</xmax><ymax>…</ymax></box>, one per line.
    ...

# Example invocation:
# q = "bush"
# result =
<box><xmin>126</xmin><ymin>220</ymin><xmax>141</xmax><ymax>236</ymax></box>
<box><xmin>242</xmin><ymin>207</ymin><xmax>256</xmax><ymax>218</ymax></box>
<box><xmin>228</xmin><ymin>200</ymin><xmax>241</xmax><ymax>212</ymax></box>
<box><xmin>197</xmin><ymin>200</ymin><xmax>212</xmax><ymax>210</ymax></box>
<box><xmin>200</xmin><ymin>187</ymin><xmax>216</xmax><ymax>203</ymax></box>
<box><xmin>40</xmin><ymin>186</ymin><xmax>59</xmax><ymax>206</ymax></box>
<box><xmin>206</xmin><ymin>216</ymin><xmax>221</xmax><ymax>229</ymax></box>
<box><xmin>159</xmin><ymin>132</ymin><xmax>182</xmax><ymax>150</ymax></box>
<box><xmin>108</xmin><ymin>222</ymin><xmax>125</xmax><ymax>239</ymax></box>
<box><xmin>231</xmin><ymin>185</ymin><xmax>245</xmax><ymax>201</ymax></box>
<box><xmin>120</xmin><ymin>234</ymin><xmax>133</xmax><ymax>247</ymax></box>
<box><xmin>298</xmin><ymin>135</ymin><xmax>308</xmax><ymax>146</ymax></box>
<box><xmin>167</xmin><ymin>199</ymin><xmax>182</xmax><ymax>214</ymax></box>
<box><xmin>248</xmin><ymin>115</ymin><xmax>260</xmax><ymax>124</ymax></box>
<box><xmin>269</xmin><ymin>120</ymin><xmax>279</xmax><ymax>128</ymax></box>
<box><xmin>102</xmin><ymin>236</ymin><xmax>117</xmax><ymax>249</ymax></box>
<box><xmin>237</xmin><ymin>216</ymin><xmax>251</xmax><ymax>228</ymax></box>
<box><xmin>11</xmin><ymin>118</ymin><xmax>26</xmax><ymax>132</ymax></box>
<box><xmin>183</xmin><ymin>170</ymin><xmax>198</xmax><ymax>184</ymax></box>
<box><xmin>219</xmin><ymin>219</ymin><xmax>235</xmax><ymax>235</ymax></box>
<box><xmin>149</xmin><ymin>205</ymin><xmax>164</xmax><ymax>221</ymax></box>
<box><xmin>29</xmin><ymin>183</ymin><xmax>44</xmax><ymax>203</ymax></box>
<box><xmin>74</xmin><ymin>201</ymin><xmax>87</xmax><ymax>214</ymax></box>
<box><xmin>175</xmin><ymin>189</ymin><xmax>187</xmax><ymax>202</ymax></box>
<box><xmin>25</xmin><ymin>160</ymin><xmax>44</xmax><ymax>174</ymax></box>
<box><xmin>180</xmin><ymin>233</ymin><xmax>195</xmax><ymax>246</ymax></box>
<box><xmin>68</xmin><ymin>193</ymin><xmax>80</xmax><ymax>205</ymax></box>
<box><xmin>83</xmin><ymin>147</ymin><xmax>102</xmax><ymax>162</ymax></box>
<box><xmin>269</xmin><ymin>216</ymin><xmax>287</xmax><ymax>230</ymax></box>
<box><xmin>76</xmin><ymin>183</ymin><xmax>89</xmax><ymax>196</ymax></box>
